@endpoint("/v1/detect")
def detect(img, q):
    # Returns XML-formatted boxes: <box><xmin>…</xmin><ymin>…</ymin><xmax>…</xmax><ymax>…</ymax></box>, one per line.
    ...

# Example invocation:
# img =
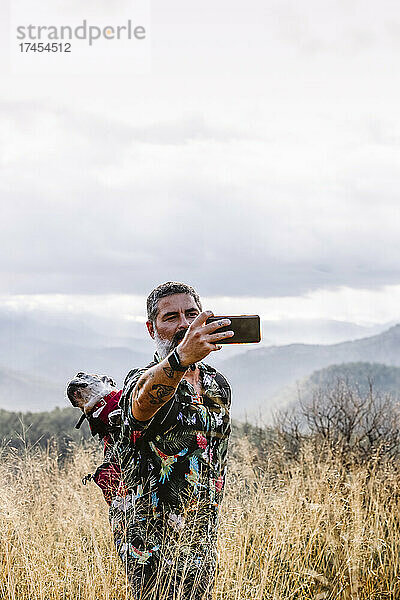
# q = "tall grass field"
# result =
<box><xmin>0</xmin><ymin>439</ymin><xmax>399</xmax><ymax>599</ymax></box>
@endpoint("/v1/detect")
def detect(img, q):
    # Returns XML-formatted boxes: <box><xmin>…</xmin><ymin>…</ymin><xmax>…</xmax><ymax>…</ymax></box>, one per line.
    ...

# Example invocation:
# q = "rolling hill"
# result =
<box><xmin>220</xmin><ymin>323</ymin><xmax>400</xmax><ymax>420</ymax></box>
<box><xmin>270</xmin><ymin>362</ymin><xmax>400</xmax><ymax>416</ymax></box>
<box><xmin>2</xmin><ymin>307</ymin><xmax>400</xmax><ymax>420</ymax></box>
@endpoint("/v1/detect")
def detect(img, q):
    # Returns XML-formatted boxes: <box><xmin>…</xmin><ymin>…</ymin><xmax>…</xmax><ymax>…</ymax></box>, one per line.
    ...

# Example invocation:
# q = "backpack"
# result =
<box><xmin>74</xmin><ymin>389</ymin><xmax>123</xmax><ymax>447</ymax></box>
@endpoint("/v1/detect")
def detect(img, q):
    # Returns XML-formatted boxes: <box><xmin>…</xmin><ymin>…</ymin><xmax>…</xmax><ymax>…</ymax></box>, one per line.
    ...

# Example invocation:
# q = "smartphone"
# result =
<box><xmin>206</xmin><ymin>315</ymin><xmax>261</xmax><ymax>344</ymax></box>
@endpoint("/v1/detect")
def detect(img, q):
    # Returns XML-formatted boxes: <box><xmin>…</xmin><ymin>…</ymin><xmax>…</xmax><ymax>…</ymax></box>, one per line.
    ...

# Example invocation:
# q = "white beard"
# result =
<box><xmin>153</xmin><ymin>328</ymin><xmax>175</xmax><ymax>359</ymax></box>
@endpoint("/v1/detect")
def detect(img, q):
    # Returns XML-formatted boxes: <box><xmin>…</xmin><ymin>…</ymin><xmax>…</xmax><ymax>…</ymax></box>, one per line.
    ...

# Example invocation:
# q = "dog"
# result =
<box><xmin>66</xmin><ymin>371</ymin><xmax>124</xmax><ymax>504</ymax></box>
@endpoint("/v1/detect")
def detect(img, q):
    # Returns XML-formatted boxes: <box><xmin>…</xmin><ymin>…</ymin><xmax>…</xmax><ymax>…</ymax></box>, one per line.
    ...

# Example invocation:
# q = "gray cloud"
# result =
<box><xmin>1</xmin><ymin>99</ymin><xmax>400</xmax><ymax>298</ymax></box>
<box><xmin>2</xmin><ymin>0</ymin><xmax>400</xmax><ymax>299</ymax></box>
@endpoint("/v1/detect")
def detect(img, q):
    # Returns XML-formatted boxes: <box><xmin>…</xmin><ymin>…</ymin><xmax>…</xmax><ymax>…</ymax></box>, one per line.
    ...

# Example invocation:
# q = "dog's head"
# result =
<box><xmin>66</xmin><ymin>372</ymin><xmax>117</xmax><ymax>414</ymax></box>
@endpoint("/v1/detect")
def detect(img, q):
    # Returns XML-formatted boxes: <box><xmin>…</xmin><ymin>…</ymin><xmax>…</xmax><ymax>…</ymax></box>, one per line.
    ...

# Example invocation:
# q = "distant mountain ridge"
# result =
<box><xmin>271</xmin><ymin>362</ymin><xmax>400</xmax><ymax>412</ymax></box>
<box><xmin>1</xmin><ymin>307</ymin><xmax>400</xmax><ymax>418</ymax></box>
<box><xmin>306</xmin><ymin>361</ymin><xmax>400</xmax><ymax>397</ymax></box>
<box><xmin>0</xmin><ymin>310</ymin><xmax>150</xmax><ymax>412</ymax></box>
<box><xmin>221</xmin><ymin>323</ymin><xmax>400</xmax><ymax>420</ymax></box>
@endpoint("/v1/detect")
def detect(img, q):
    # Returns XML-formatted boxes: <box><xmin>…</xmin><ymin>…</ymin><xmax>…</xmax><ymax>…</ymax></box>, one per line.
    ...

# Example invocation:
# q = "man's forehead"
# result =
<box><xmin>157</xmin><ymin>293</ymin><xmax>199</xmax><ymax>314</ymax></box>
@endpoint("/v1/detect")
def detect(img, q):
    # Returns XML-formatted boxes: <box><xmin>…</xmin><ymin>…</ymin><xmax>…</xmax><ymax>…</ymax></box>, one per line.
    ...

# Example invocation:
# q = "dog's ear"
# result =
<box><xmin>101</xmin><ymin>375</ymin><xmax>116</xmax><ymax>387</ymax></box>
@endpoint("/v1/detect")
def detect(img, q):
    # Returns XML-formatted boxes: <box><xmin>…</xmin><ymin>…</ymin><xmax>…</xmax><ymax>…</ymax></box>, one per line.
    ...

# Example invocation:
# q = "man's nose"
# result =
<box><xmin>177</xmin><ymin>314</ymin><xmax>190</xmax><ymax>328</ymax></box>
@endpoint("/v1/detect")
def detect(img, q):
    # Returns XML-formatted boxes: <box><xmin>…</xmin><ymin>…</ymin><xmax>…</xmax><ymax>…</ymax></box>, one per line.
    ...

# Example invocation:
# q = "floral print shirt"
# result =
<box><xmin>109</xmin><ymin>354</ymin><xmax>231</xmax><ymax>599</ymax></box>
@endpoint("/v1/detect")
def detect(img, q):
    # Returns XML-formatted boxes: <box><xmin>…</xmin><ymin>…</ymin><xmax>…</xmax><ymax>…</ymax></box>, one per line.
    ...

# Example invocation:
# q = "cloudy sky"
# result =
<box><xmin>1</xmin><ymin>0</ymin><xmax>400</xmax><ymax>338</ymax></box>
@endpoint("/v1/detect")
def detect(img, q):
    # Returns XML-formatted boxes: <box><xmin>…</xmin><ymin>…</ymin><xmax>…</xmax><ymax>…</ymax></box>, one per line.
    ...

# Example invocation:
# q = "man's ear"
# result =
<box><xmin>146</xmin><ymin>320</ymin><xmax>155</xmax><ymax>339</ymax></box>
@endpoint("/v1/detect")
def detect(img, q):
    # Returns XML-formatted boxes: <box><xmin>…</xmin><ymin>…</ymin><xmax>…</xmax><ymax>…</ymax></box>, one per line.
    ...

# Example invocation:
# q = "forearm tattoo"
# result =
<box><xmin>148</xmin><ymin>384</ymin><xmax>174</xmax><ymax>405</ymax></box>
<box><xmin>163</xmin><ymin>366</ymin><xmax>175</xmax><ymax>379</ymax></box>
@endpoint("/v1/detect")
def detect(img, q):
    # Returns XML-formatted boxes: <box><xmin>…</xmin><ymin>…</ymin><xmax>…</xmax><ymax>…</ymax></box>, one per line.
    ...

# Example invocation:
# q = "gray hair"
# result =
<box><xmin>146</xmin><ymin>281</ymin><xmax>202</xmax><ymax>322</ymax></box>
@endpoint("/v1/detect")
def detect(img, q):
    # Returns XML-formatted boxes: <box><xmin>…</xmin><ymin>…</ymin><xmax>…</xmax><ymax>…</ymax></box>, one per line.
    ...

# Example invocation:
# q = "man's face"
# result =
<box><xmin>147</xmin><ymin>293</ymin><xmax>200</xmax><ymax>358</ymax></box>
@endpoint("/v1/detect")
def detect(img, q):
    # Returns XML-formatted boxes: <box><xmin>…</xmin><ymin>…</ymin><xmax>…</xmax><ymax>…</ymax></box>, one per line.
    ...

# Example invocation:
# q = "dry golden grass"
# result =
<box><xmin>0</xmin><ymin>439</ymin><xmax>399</xmax><ymax>600</ymax></box>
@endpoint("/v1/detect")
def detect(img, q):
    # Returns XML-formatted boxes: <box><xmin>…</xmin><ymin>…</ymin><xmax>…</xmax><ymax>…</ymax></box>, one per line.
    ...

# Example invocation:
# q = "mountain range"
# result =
<box><xmin>270</xmin><ymin>361</ymin><xmax>400</xmax><ymax>419</ymax></box>
<box><xmin>1</xmin><ymin>308</ymin><xmax>400</xmax><ymax>420</ymax></box>
<box><xmin>218</xmin><ymin>323</ymin><xmax>400</xmax><ymax>421</ymax></box>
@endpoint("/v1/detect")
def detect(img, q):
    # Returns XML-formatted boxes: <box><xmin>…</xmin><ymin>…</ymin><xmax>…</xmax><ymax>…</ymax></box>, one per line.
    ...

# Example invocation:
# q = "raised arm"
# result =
<box><xmin>132</xmin><ymin>311</ymin><xmax>233</xmax><ymax>421</ymax></box>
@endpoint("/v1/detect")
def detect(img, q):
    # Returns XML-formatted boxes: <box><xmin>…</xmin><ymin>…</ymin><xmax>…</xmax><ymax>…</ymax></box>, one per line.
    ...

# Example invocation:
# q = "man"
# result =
<box><xmin>110</xmin><ymin>281</ymin><xmax>233</xmax><ymax>600</ymax></box>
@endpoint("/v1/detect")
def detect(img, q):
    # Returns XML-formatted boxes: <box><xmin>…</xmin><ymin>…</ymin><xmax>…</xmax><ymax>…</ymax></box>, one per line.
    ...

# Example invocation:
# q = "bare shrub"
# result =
<box><xmin>274</xmin><ymin>378</ymin><xmax>400</xmax><ymax>466</ymax></box>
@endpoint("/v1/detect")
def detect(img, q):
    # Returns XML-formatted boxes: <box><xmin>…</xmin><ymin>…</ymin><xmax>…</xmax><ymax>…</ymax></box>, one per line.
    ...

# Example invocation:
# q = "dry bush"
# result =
<box><xmin>1</xmin><ymin>439</ymin><xmax>400</xmax><ymax>599</ymax></box>
<box><xmin>274</xmin><ymin>379</ymin><xmax>400</xmax><ymax>467</ymax></box>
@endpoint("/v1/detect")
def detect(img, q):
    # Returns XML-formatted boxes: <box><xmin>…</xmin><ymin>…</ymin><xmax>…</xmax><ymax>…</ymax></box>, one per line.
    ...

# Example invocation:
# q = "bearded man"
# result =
<box><xmin>110</xmin><ymin>281</ymin><xmax>233</xmax><ymax>600</ymax></box>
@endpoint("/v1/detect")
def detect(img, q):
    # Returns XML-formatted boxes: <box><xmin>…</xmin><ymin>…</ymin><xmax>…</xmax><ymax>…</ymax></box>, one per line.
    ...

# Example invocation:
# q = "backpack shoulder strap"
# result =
<box><xmin>213</xmin><ymin>371</ymin><xmax>232</xmax><ymax>407</ymax></box>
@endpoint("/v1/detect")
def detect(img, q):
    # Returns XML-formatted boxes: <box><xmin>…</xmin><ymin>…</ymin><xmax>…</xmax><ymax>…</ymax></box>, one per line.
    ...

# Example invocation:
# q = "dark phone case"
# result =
<box><xmin>206</xmin><ymin>315</ymin><xmax>261</xmax><ymax>344</ymax></box>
